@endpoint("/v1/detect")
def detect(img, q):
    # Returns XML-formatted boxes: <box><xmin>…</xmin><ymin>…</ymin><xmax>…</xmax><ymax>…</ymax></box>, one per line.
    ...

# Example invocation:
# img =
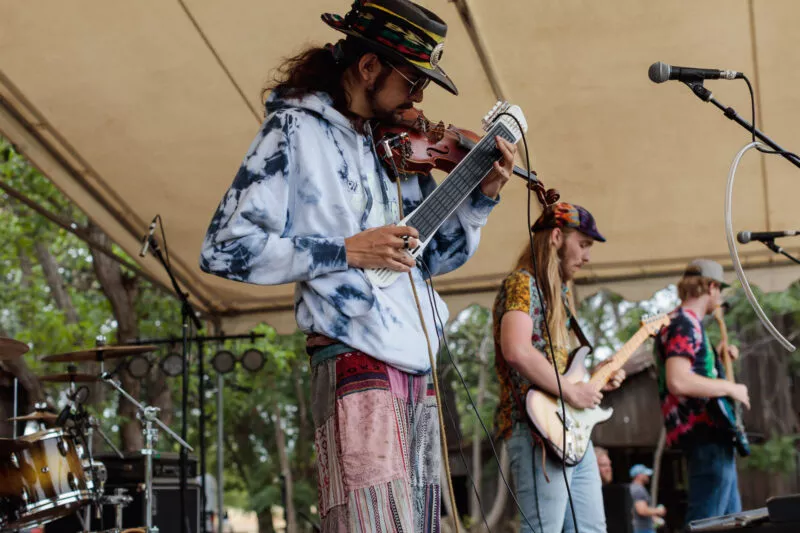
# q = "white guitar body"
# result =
<box><xmin>524</xmin><ymin>314</ymin><xmax>671</xmax><ymax>466</ymax></box>
<box><xmin>525</xmin><ymin>346</ymin><xmax>613</xmax><ymax>466</ymax></box>
<box><xmin>366</xmin><ymin>101</ymin><xmax>528</xmax><ymax>288</ymax></box>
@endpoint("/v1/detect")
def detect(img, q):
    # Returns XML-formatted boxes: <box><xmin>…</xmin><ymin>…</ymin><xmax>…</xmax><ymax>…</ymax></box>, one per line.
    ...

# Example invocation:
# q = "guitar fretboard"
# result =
<box><xmin>589</xmin><ymin>328</ymin><xmax>650</xmax><ymax>388</ymax></box>
<box><xmin>407</xmin><ymin>121</ymin><xmax>515</xmax><ymax>242</ymax></box>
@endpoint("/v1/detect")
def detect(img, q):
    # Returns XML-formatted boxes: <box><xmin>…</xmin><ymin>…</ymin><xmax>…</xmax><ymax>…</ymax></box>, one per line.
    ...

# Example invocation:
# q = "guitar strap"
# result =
<box><xmin>570</xmin><ymin>317</ymin><xmax>593</xmax><ymax>353</ymax></box>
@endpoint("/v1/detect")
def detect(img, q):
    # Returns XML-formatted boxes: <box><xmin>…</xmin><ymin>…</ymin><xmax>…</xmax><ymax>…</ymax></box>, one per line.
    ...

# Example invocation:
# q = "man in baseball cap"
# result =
<box><xmin>492</xmin><ymin>201</ymin><xmax>625</xmax><ymax>533</ymax></box>
<box><xmin>653</xmin><ymin>259</ymin><xmax>750</xmax><ymax>525</ymax></box>
<box><xmin>629</xmin><ymin>464</ymin><xmax>666</xmax><ymax>533</ymax></box>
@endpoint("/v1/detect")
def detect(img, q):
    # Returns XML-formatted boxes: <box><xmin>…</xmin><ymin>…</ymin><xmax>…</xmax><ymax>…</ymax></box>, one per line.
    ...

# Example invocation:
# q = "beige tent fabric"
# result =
<box><xmin>2</xmin><ymin>1</ymin><xmax>799</xmax><ymax>333</ymax></box>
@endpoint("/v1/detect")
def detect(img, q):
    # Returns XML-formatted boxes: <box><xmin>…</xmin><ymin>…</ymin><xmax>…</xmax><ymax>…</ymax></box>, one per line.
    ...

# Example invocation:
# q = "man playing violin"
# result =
<box><xmin>199</xmin><ymin>1</ymin><xmax>516</xmax><ymax>531</ymax></box>
<box><xmin>654</xmin><ymin>259</ymin><xmax>750</xmax><ymax>524</ymax></box>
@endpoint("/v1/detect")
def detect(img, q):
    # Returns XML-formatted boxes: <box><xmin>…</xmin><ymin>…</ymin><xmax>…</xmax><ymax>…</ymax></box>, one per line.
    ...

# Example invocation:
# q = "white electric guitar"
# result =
<box><xmin>525</xmin><ymin>314</ymin><xmax>670</xmax><ymax>465</ymax></box>
<box><xmin>365</xmin><ymin>101</ymin><xmax>527</xmax><ymax>288</ymax></box>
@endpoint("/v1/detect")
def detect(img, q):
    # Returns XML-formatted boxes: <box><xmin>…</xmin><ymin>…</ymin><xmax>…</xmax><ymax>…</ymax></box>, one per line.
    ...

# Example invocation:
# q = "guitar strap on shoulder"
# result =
<box><xmin>570</xmin><ymin>317</ymin><xmax>593</xmax><ymax>353</ymax></box>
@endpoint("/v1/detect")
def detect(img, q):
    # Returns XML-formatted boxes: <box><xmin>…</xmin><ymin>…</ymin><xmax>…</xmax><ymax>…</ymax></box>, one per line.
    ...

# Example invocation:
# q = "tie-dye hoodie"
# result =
<box><xmin>200</xmin><ymin>90</ymin><xmax>498</xmax><ymax>374</ymax></box>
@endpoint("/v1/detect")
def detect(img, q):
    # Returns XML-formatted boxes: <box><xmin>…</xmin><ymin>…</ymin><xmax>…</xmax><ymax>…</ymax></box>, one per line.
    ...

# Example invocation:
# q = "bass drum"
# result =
<box><xmin>0</xmin><ymin>428</ymin><xmax>93</xmax><ymax>530</ymax></box>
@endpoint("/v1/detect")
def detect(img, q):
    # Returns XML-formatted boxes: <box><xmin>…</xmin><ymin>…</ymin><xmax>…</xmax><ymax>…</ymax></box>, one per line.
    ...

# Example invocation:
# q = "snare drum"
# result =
<box><xmin>0</xmin><ymin>428</ymin><xmax>93</xmax><ymax>530</ymax></box>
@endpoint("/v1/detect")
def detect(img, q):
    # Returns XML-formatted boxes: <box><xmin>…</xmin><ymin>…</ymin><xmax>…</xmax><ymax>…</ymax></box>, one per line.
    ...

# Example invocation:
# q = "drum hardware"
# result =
<box><xmin>100</xmin><ymin>372</ymin><xmax>193</xmax><ymax>533</ymax></box>
<box><xmin>42</xmin><ymin>344</ymin><xmax>158</xmax><ymax>364</ymax></box>
<box><xmin>2</xmin><ymin>336</ymin><xmax>30</xmax><ymax>439</ymax></box>
<box><xmin>100</xmin><ymin>488</ymin><xmax>134</xmax><ymax>530</ymax></box>
<box><xmin>40</xmin><ymin>372</ymin><xmax>101</xmax><ymax>383</ymax></box>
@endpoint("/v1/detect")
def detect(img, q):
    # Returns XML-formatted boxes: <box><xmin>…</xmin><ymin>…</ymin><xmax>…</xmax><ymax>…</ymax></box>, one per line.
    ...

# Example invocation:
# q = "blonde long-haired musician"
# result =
<box><xmin>491</xmin><ymin>203</ymin><xmax>625</xmax><ymax>533</ymax></box>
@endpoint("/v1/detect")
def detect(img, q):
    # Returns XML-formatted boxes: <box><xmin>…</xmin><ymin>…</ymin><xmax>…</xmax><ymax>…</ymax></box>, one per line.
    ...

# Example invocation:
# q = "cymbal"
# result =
<box><xmin>8</xmin><ymin>411</ymin><xmax>58</xmax><ymax>423</ymax></box>
<box><xmin>39</xmin><ymin>373</ymin><xmax>99</xmax><ymax>383</ymax></box>
<box><xmin>42</xmin><ymin>344</ymin><xmax>157</xmax><ymax>363</ymax></box>
<box><xmin>0</xmin><ymin>337</ymin><xmax>29</xmax><ymax>360</ymax></box>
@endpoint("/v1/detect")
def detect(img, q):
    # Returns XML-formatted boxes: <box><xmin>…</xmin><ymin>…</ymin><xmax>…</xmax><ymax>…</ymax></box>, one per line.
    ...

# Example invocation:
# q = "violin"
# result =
<box><xmin>374</xmin><ymin>107</ymin><xmax>560</xmax><ymax>208</ymax></box>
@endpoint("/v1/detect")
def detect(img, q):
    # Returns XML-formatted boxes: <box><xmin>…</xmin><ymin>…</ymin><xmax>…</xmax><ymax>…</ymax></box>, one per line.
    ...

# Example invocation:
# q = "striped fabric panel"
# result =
<box><xmin>349</xmin><ymin>478</ymin><xmax>413</xmax><ymax>533</ymax></box>
<box><xmin>315</xmin><ymin>415</ymin><xmax>346</xmax><ymax>514</ymax></box>
<box><xmin>393</xmin><ymin>395</ymin><xmax>411</xmax><ymax>477</ymax></box>
<box><xmin>417</xmin><ymin>483</ymin><xmax>441</xmax><ymax>533</ymax></box>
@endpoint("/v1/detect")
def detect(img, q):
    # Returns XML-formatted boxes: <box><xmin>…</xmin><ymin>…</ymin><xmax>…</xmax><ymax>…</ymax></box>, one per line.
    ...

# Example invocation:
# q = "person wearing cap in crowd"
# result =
<box><xmin>629</xmin><ymin>464</ymin><xmax>666</xmax><ymax>533</ymax></box>
<box><xmin>199</xmin><ymin>1</ymin><xmax>517</xmax><ymax>530</ymax></box>
<box><xmin>492</xmin><ymin>202</ymin><xmax>626</xmax><ymax>533</ymax></box>
<box><xmin>654</xmin><ymin>259</ymin><xmax>750</xmax><ymax>524</ymax></box>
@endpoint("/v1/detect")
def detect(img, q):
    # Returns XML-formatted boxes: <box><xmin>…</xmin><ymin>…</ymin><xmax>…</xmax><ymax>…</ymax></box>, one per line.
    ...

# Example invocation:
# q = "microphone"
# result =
<box><xmin>139</xmin><ymin>215</ymin><xmax>159</xmax><ymax>257</ymax></box>
<box><xmin>55</xmin><ymin>401</ymin><xmax>74</xmax><ymax>426</ymax></box>
<box><xmin>56</xmin><ymin>386</ymin><xmax>90</xmax><ymax>426</ymax></box>
<box><xmin>737</xmin><ymin>230</ymin><xmax>800</xmax><ymax>244</ymax></box>
<box><xmin>648</xmin><ymin>62</ymin><xmax>743</xmax><ymax>84</ymax></box>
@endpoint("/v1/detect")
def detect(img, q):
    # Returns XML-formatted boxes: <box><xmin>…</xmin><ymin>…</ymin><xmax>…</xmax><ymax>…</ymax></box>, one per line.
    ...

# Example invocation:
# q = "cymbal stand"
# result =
<box><xmin>12</xmin><ymin>377</ymin><xmax>18</xmax><ymax>438</ymax></box>
<box><xmin>102</xmin><ymin>488</ymin><xmax>134</xmax><ymax>530</ymax></box>
<box><xmin>101</xmin><ymin>373</ymin><xmax>193</xmax><ymax>533</ymax></box>
<box><xmin>89</xmin><ymin>415</ymin><xmax>124</xmax><ymax>459</ymax></box>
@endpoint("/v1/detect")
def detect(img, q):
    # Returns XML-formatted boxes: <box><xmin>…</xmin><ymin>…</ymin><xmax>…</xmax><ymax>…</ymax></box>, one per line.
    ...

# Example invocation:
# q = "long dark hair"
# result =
<box><xmin>264</xmin><ymin>37</ymin><xmax>389</xmax><ymax>115</ymax></box>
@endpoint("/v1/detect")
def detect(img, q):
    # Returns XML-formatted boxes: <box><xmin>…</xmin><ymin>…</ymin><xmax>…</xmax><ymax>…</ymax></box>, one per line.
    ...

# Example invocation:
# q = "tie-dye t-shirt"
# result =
<box><xmin>492</xmin><ymin>269</ymin><xmax>572</xmax><ymax>440</ymax></box>
<box><xmin>200</xmin><ymin>90</ymin><xmax>497</xmax><ymax>374</ymax></box>
<box><xmin>654</xmin><ymin>307</ymin><xmax>719</xmax><ymax>447</ymax></box>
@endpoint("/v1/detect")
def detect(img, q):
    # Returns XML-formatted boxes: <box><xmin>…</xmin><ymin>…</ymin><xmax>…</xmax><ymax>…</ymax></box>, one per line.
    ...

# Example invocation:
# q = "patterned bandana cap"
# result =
<box><xmin>531</xmin><ymin>202</ymin><xmax>606</xmax><ymax>242</ymax></box>
<box><xmin>322</xmin><ymin>0</ymin><xmax>458</xmax><ymax>95</ymax></box>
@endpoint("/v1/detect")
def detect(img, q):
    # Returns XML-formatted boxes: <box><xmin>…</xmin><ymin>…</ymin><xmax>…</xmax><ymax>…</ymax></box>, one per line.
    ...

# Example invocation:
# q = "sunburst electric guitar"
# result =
<box><xmin>525</xmin><ymin>314</ymin><xmax>671</xmax><ymax>466</ymax></box>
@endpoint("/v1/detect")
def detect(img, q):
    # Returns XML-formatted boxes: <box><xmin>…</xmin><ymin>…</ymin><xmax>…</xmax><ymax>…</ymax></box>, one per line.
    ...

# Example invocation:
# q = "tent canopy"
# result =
<box><xmin>2</xmin><ymin>0</ymin><xmax>799</xmax><ymax>333</ymax></box>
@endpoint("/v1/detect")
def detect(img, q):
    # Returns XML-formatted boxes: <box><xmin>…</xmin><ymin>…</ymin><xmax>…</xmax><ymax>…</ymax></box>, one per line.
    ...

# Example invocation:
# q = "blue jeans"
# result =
<box><xmin>685</xmin><ymin>438</ymin><xmax>742</xmax><ymax>524</ymax></box>
<box><xmin>507</xmin><ymin>424</ymin><xmax>607</xmax><ymax>533</ymax></box>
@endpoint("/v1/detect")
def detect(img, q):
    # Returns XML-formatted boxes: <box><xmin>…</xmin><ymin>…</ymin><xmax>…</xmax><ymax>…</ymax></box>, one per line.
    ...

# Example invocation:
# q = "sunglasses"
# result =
<box><xmin>386</xmin><ymin>61</ymin><xmax>430</xmax><ymax>96</ymax></box>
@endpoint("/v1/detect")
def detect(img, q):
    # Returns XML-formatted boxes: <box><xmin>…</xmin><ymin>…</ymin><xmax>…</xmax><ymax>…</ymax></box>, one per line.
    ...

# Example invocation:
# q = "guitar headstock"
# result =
<box><xmin>641</xmin><ymin>313</ymin><xmax>671</xmax><ymax>336</ymax></box>
<box><xmin>482</xmin><ymin>101</ymin><xmax>528</xmax><ymax>143</ymax></box>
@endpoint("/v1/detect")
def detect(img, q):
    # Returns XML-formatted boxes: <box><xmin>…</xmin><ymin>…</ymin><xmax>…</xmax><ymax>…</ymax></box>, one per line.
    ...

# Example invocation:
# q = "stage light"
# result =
<box><xmin>127</xmin><ymin>355</ymin><xmax>152</xmax><ymax>379</ymax></box>
<box><xmin>239</xmin><ymin>349</ymin><xmax>265</xmax><ymax>373</ymax></box>
<box><xmin>160</xmin><ymin>352</ymin><xmax>184</xmax><ymax>377</ymax></box>
<box><xmin>211</xmin><ymin>350</ymin><xmax>236</xmax><ymax>374</ymax></box>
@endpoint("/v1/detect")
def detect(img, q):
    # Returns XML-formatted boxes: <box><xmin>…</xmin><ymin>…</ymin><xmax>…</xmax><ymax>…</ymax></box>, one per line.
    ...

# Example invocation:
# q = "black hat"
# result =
<box><xmin>322</xmin><ymin>0</ymin><xmax>458</xmax><ymax>95</ymax></box>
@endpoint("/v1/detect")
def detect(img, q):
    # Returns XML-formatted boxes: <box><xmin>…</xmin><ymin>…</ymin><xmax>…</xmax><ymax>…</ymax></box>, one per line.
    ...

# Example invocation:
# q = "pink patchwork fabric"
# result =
<box><xmin>311</xmin><ymin>350</ymin><xmax>441</xmax><ymax>533</ymax></box>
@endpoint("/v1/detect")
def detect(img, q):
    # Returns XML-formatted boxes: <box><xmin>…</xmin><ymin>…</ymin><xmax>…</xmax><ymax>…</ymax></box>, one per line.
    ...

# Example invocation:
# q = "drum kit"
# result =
<box><xmin>0</xmin><ymin>337</ymin><xmax>192</xmax><ymax>533</ymax></box>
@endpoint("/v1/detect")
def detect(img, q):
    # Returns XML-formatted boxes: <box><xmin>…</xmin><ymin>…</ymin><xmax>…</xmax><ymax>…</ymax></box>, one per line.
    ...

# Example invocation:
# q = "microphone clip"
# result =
<box><xmin>762</xmin><ymin>239</ymin><xmax>784</xmax><ymax>255</ymax></box>
<box><xmin>684</xmin><ymin>81</ymin><xmax>712</xmax><ymax>102</ymax></box>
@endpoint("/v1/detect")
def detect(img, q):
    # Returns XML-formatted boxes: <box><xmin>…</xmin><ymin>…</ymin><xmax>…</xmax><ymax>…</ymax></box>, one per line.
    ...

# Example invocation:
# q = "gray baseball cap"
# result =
<box><xmin>682</xmin><ymin>259</ymin><xmax>730</xmax><ymax>288</ymax></box>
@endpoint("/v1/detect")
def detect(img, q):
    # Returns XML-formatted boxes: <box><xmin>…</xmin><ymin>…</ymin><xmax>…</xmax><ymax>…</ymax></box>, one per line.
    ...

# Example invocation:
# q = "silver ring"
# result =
<box><xmin>402</xmin><ymin>235</ymin><xmax>410</xmax><ymax>250</ymax></box>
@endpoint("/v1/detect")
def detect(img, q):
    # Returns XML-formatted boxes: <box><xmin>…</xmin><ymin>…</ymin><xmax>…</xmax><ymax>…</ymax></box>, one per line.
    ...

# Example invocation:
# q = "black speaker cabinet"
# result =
<box><xmin>602</xmin><ymin>483</ymin><xmax>634</xmax><ymax>533</ymax></box>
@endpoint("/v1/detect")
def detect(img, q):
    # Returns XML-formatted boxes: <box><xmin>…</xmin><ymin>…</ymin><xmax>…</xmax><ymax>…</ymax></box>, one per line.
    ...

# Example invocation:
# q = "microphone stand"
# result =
<box><xmin>144</xmin><ymin>230</ymin><xmax>202</xmax><ymax>533</ymax></box>
<box><xmin>683</xmin><ymin>81</ymin><xmax>800</xmax><ymax>170</ymax></box>
<box><xmin>761</xmin><ymin>239</ymin><xmax>800</xmax><ymax>266</ymax></box>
